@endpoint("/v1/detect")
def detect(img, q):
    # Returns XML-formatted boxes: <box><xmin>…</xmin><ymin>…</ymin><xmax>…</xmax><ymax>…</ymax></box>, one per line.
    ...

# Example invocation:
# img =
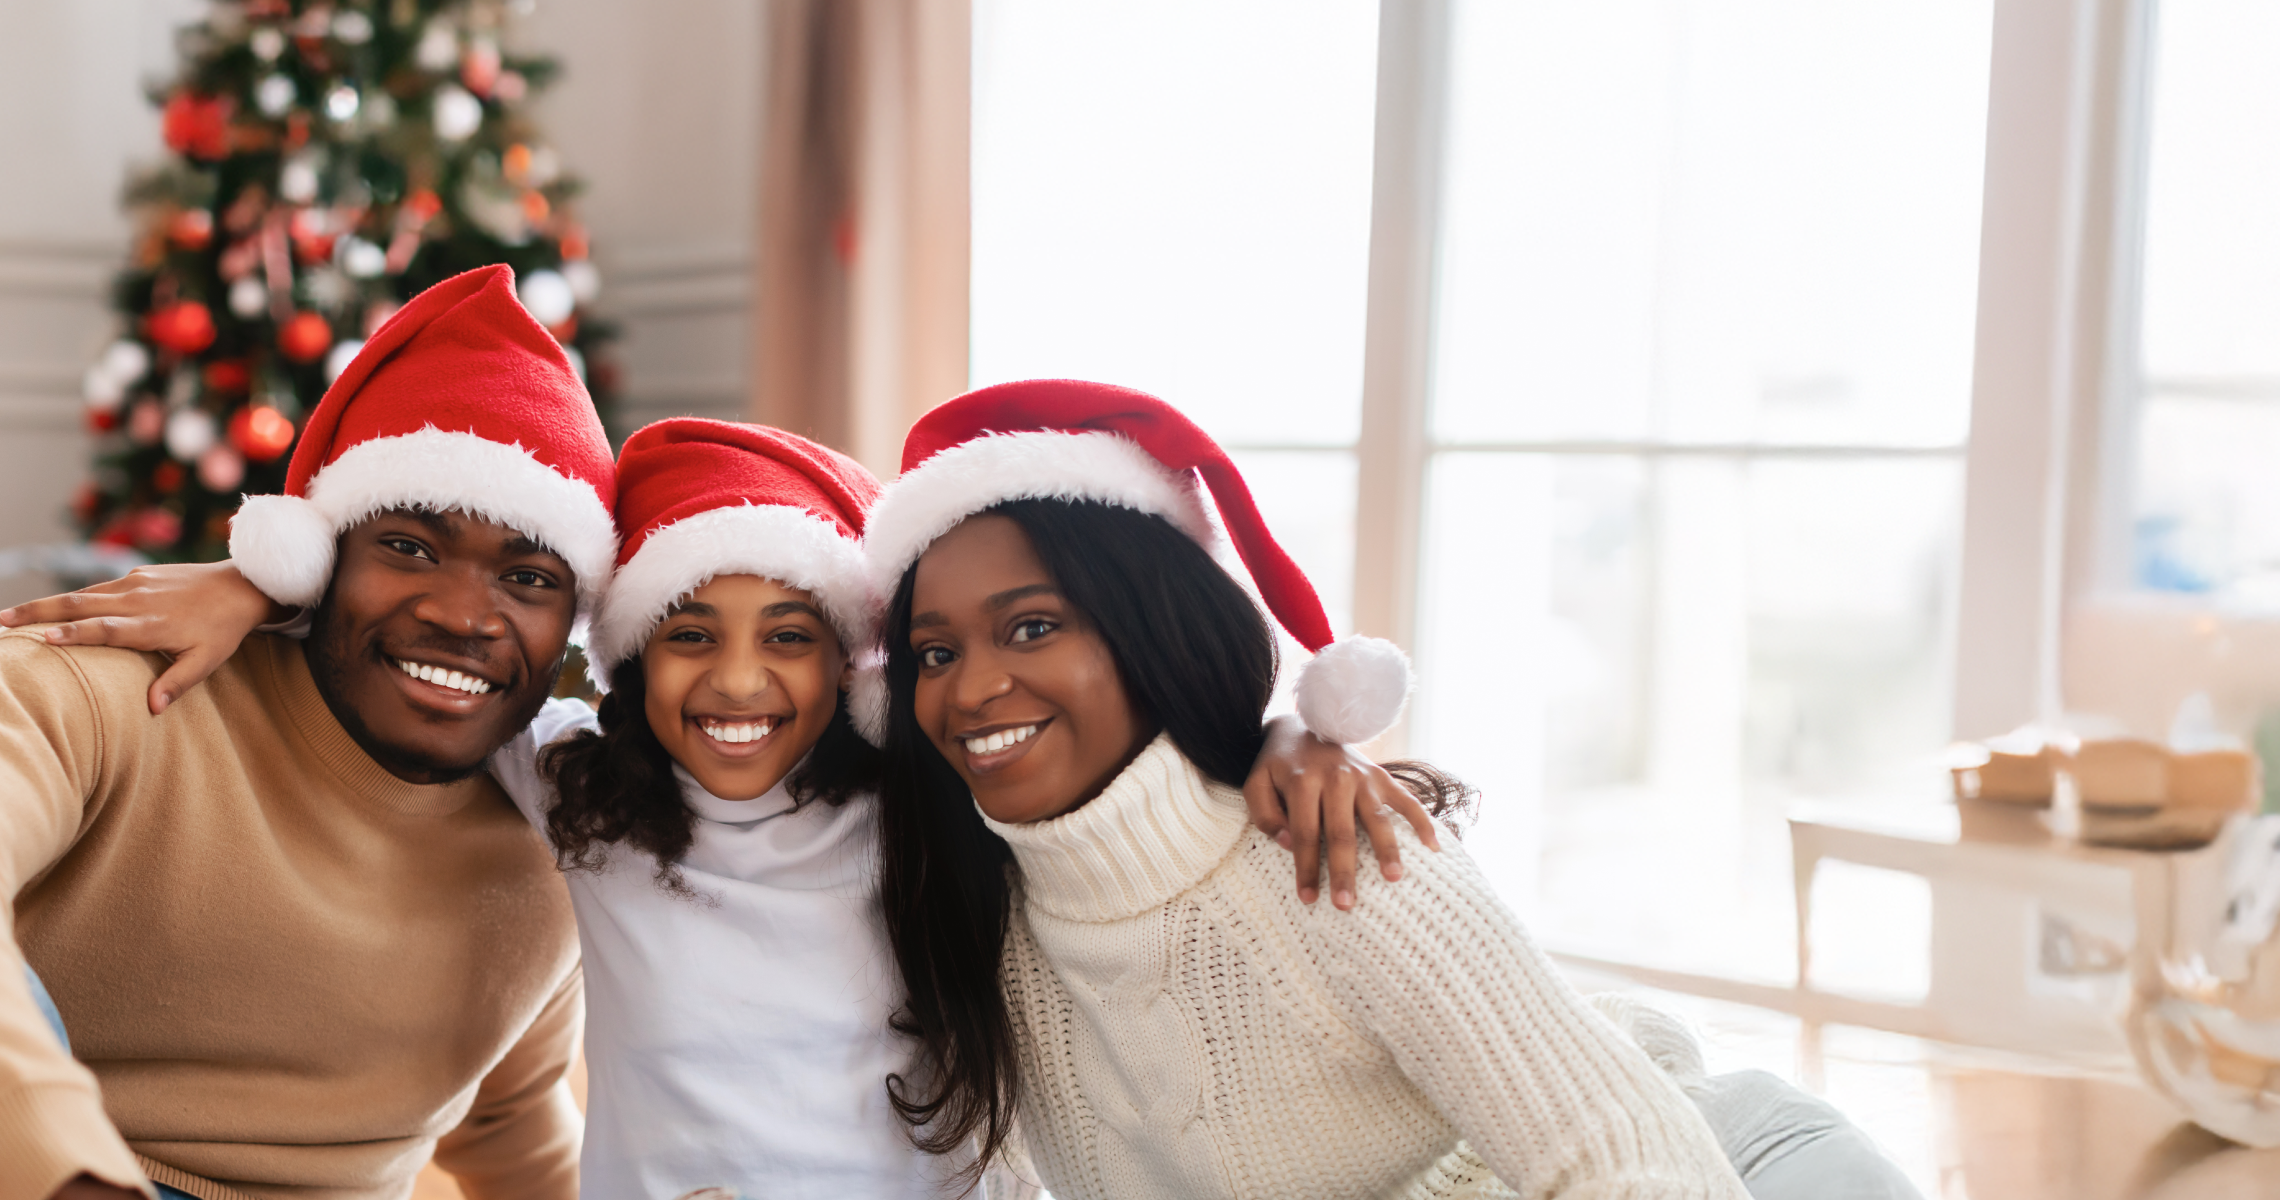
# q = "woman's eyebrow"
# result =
<box><xmin>761</xmin><ymin>600</ymin><xmax>824</xmax><ymax>619</ymax></box>
<box><xmin>665</xmin><ymin>600</ymin><xmax>719</xmax><ymax>618</ymax></box>
<box><xmin>985</xmin><ymin>583</ymin><xmax>1057</xmax><ymax>611</ymax></box>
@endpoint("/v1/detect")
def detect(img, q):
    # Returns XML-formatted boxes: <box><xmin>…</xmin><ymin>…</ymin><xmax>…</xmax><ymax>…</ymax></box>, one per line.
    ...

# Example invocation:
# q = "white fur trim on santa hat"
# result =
<box><xmin>584</xmin><ymin>503</ymin><xmax>874</xmax><ymax>690</ymax></box>
<box><xmin>1294</xmin><ymin>635</ymin><xmax>1414</xmax><ymax>746</ymax></box>
<box><xmin>862</xmin><ymin>430</ymin><xmax>1214</xmax><ymax>597</ymax></box>
<box><xmin>231</xmin><ymin>426</ymin><xmax>618</xmax><ymax>619</ymax></box>
<box><xmin>846</xmin><ymin>653</ymin><xmax>888</xmax><ymax>747</ymax></box>
<box><xmin>229</xmin><ymin>493</ymin><xmax>341</xmax><ymax>608</ymax></box>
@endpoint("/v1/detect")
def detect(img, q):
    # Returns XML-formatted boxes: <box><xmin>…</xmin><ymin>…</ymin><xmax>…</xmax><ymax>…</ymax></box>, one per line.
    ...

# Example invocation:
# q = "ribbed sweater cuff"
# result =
<box><xmin>0</xmin><ymin>1082</ymin><xmax>152</xmax><ymax>1200</ymax></box>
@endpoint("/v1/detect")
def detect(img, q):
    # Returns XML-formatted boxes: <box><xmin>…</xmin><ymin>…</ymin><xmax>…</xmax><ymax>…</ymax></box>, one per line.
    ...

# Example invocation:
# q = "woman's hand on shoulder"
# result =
<box><xmin>1243</xmin><ymin>713</ymin><xmax>1441</xmax><ymax>912</ymax></box>
<box><xmin>0</xmin><ymin>560</ymin><xmax>288</xmax><ymax>715</ymax></box>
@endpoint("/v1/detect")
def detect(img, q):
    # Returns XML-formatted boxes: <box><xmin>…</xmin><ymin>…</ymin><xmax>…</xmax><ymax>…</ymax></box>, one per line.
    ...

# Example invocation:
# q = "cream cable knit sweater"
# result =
<box><xmin>984</xmin><ymin>735</ymin><xmax>1747</xmax><ymax>1200</ymax></box>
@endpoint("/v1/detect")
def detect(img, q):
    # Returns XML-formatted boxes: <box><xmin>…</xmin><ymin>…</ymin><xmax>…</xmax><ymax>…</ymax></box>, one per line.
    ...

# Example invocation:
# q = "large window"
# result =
<box><xmin>2126</xmin><ymin>0</ymin><xmax>2280</xmax><ymax>600</ymax></box>
<box><xmin>972</xmin><ymin>0</ymin><xmax>1997</xmax><ymax>981</ymax></box>
<box><xmin>969</xmin><ymin>0</ymin><xmax>1380</xmax><ymax>637</ymax></box>
<box><xmin>1410</xmin><ymin>0</ymin><xmax>1991</xmax><ymax>977</ymax></box>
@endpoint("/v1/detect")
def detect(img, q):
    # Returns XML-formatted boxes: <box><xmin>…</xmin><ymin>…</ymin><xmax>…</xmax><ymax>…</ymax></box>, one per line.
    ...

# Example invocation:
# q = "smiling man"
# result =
<box><xmin>0</xmin><ymin>266</ymin><xmax>618</xmax><ymax>1200</ymax></box>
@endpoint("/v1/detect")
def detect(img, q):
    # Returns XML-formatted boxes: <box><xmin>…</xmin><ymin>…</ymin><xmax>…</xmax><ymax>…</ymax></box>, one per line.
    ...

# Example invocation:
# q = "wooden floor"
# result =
<box><xmin>411</xmin><ymin>983</ymin><xmax>2277</xmax><ymax>1198</ymax></box>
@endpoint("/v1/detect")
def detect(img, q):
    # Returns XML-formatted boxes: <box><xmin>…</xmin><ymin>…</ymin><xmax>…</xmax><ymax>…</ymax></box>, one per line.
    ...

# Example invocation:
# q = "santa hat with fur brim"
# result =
<box><xmin>584</xmin><ymin>417</ymin><xmax>880</xmax><ymax>692</ymax></box>
<box><xmin>228</xmin><ymin>265</ymin><xmax>618</xmax><ymax>622</ymax></box>
<box><xmin>855</xmin><ymin>378</ymin><xmax>1414</xmax><ymax>747</ymax></box>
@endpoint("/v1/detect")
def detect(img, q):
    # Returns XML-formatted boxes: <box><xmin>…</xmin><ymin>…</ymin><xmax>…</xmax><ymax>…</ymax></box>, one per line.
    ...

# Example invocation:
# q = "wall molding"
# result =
<box><xmin>603</xmin><ymin>238</ymin><xmax>751</xmax><ymax>318</ymax></box>
<box><xmin>0</xmin><ymin>394</ymin><xmax>84</xmax><ymax>435</ymax></box>
<box><xmin>0</xmin><ymin>239</ymin><xmax>119</xmax><ymax>300</ymax></box>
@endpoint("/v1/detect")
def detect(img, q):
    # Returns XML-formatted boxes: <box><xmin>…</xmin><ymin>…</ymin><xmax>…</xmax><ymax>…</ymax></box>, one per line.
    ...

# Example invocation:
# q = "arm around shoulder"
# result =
<box><xmin>1297</xmin><ymin>834</ymin><xmax>1747</xmax><ymax>1199</ymax></box>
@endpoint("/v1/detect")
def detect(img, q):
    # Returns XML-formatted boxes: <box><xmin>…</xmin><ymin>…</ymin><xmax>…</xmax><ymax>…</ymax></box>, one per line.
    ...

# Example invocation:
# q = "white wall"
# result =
<box><xmin>0</xmin><ymin>0</ymin><xmax>202</xmax><ymax>604</ymax></box>
<box><xmin>515</xmin><ymin>0</ymin><xmax>762</xmax><ymax>435</ymax></box>
<box><xmin>0</xmin><ymin>0</ymin><xmax>768</xmax><ymax>604</ymax></box>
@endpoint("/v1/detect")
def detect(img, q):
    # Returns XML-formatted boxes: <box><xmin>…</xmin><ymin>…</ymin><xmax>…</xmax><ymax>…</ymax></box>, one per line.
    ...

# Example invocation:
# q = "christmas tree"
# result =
<box><xmin>76</xmin><ymin>0</ymin><xmax>614</xmax><ymax>564</ymax></box>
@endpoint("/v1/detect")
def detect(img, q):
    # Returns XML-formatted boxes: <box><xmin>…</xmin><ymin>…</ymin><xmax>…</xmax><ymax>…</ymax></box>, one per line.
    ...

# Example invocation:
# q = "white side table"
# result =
<box><xmin>1788</xmin><ymin>798</ymin><xmax>2233</xmax><ymax>1060</ymax></box>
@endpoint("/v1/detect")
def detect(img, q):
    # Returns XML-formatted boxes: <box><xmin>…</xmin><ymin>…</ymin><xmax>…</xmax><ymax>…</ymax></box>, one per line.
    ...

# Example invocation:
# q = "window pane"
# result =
<box><xmin>1412</xmin><ymin>452</ymin><xmax>1960</xmax><ymax>977</ymax></box>
<box><xmin>2139</xmin><ymin>0</ymin><xmax>2280</xmax><ymax>380</ymax></box>
<box><xmin>2130</xmin><ymin>0</ymin><xmax>2280</xmax><ymax>596</ymax></box>
<box><xmin>2133</xmin><ymin>396</ymin><xmax>2280</xmax><ymax>598</ymax></box>
<box><xmin>1230</xmin><ymin>450</ymin><xmax>1357</xmax><ymax>637</ymax></box>
<box><xmin>1430</xmin><ymin>0</ymin><xmax>1991</xmax><ymax>447</ymax></box>
<box><xmin>969</xmin><ymin>0</ymin><xmax>1378</xmax><ymax>446</ymax></box>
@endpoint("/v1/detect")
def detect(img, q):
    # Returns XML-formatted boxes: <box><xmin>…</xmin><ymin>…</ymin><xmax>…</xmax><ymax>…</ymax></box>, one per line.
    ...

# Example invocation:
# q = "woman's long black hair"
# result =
<box><xmin>539</xmin><ymin>649</ymin><xmax>882</xmax><ymax>895</ymax></box>
<box><xmin>877</xmin><ymin>498</ymin><xmax>1470</xmax><ymax>1177</ymax></box>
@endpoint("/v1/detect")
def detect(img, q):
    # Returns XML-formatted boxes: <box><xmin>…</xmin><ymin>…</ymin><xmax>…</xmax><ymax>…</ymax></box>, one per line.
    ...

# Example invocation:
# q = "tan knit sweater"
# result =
<box><xmin>987</xmin><ymin>735</ymin><xmax>1748</xmax><ymax>1200</ymax></box>
<box><xmin>0</xmin><ymin>630</ymin><xmax>582</xmax><ymax>1200</ymax></box>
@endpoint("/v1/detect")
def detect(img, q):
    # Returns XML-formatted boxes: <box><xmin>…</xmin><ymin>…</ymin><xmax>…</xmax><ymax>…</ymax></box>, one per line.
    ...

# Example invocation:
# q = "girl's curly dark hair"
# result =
<box><xmin>539</xmin><ymin>654</ymin><xmax>881</xmax><ymax>895</ymax></box>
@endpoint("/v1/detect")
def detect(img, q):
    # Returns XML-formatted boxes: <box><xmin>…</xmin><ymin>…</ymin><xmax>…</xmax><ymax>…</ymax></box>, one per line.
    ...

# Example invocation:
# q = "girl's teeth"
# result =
<box><xmin>702</xmin><ymin>721</ymin><xmax>774</xmax><ymax>745</ymax></box>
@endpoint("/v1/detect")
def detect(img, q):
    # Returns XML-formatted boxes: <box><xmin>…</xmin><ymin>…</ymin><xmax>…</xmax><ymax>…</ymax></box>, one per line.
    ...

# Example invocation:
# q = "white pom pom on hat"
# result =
<box><xmin>846</xmin><ymin>656</ymin><xmax>890</xmax><ymax>747</ymax></box>
<box><xmin>1294</xmin><ymin>636</ymin><xmax>1416</xmax><ymax>747</ymax></box>
<box><xmin>228</xmin><ymin>492</ymin><xmax>339</xmax><ymax>607</ymax></box>
<box><xmin>865</xmin><ymin>379</ymin><xmax>1416</xmax><ymax>745</ymax></box>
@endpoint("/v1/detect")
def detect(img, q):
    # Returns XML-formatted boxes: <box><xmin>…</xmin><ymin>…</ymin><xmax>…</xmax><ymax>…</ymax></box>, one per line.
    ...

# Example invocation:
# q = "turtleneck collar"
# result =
<box><xmin>982</xmin><ymin>733</ymin><xmax>1251</xmax><ymax>923</ymax></box>
<box><xmin>675</xmin><ymin>760</ymin><xmax>804</xmax><ymax>826</ymax></box>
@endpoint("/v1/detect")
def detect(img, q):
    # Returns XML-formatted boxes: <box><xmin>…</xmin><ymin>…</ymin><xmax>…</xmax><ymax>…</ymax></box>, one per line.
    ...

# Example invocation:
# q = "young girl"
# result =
<box><xmin>859</xmin><ymin>379</ymin><xmax>1748</xmax><ymax>1199</ymax></box>
<box><xmin>6</xmin><ymin>415</ymin><xmax>1435</xmax><ymax>1197</ymax></box>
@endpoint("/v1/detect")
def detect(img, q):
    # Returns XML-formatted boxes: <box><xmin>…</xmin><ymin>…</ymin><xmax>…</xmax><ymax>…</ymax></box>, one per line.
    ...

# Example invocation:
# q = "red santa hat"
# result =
<box><xmin>856</xmin><ymin>378</ymin><xmax>1414</xmax><ymax>746</ymax></box>
<box><xmin>228</xmin><ymin>265</ymin><xmax>618</xmax><ymax>621</ymax></box>
<box><xmin>584</xmin><ymin>417</ymin><xmax>881</xmax><ymax>691</ymax></box>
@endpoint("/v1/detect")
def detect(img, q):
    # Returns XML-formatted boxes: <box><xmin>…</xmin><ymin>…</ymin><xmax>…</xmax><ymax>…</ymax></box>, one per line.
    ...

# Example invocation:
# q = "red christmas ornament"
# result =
<box><xmin>162</xmin><ymin>92</ymin><xmax>231</xmax><ymax>161</ymax></box>
<box><xmin>168</xmin><ymin>209</ymin><xmax>214</xmax><ymax>251</ymax></box>
<box><xmin>229</xmin><ymin>405</ymin><xmax>298</xmax><ymax>462</ymax></box>
<box><xmin>132</xmin><ymin>508</ymin><xmax>184</xmax><ymax>550</ymax></box>
<box><xmin>401</xmin><ymin>188</ymin><xmax>444</xmax><ymax>224</ymax></box>
<box><xmin>152</xmin><ymin>461</ymin><xmax>186</xmax><ymax>494</ymax></box>
<box><xmin>203</xmin><ymin>359</ymin><xmax>251</xmax><ymax>394</ymax></box>
<box><xmin>126</xmin><ymin>400</ymin><xmax>166</xmax><ymax>445</ymax></box>
<box><xmin>278</xmin><ymin>311</ymin><xmax>334</xmax><ymax>363</ymax></box>
<box><xmin>92</xmin><ymin>513</ymin><xmax>136</xmax><ymax>548</ymax></box>
<box><xmin>146</xmin><ymin>301</ymin><xmax>217</xmax><ymax>355</ymax></box>
<box><xmin>462</xmin><ymin>41</ymin><xmax>503</xmax><ymax>97</ymax></box>
<box><xmin>198</xmin><ymin>444</ymin><xmax>247</xmax><ymax>493</ymax></box>
<box><xmin>86</xmin><ymin>408</ymin><xmax>120</xmax><ymax>434</ymax></box>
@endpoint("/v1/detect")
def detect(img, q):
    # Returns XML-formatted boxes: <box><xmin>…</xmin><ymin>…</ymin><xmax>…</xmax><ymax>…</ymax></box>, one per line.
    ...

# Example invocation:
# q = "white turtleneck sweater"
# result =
<box><xmin>489</xmin><ymin>699</ymin><xmax>946</xmax><ymax>1200</ymax></box>
<box><xmin>985</xmin><ymin>734</ymin><xmax>1748</xmax><ymax>1200</ymax></box>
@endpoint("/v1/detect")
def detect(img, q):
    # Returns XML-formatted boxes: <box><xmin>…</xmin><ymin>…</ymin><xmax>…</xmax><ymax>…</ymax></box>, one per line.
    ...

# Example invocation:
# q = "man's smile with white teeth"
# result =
<box><xmin>393</xmin><ymin>657</ymin><xmax>493</xmax><ymax>695</ymax></box>
<box><xmin>963</xmin><ymin>724</ymin><xmax>1039</xmax><ymax>756</ymax></box>
<box><xmin>698</xmin><ymin>717</ymin><xmax>777</xmax><ymax>745</ymax></box>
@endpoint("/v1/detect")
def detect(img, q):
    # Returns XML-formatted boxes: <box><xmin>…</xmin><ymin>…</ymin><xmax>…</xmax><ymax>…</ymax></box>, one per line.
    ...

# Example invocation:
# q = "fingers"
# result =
<box><xmin>1241</xmin><ymin>762</ymin><xmax>1291</xmax><ymax>850</ymax></box>
<box><xmin>41</xmin><ymin>616</ymin><xmax>154</xmax><ymax>649</ymax></box>
<box><xmin>149</xmin><ymin>646</ymin><xmax>228</xmax><ymax>716</ymax></box>
<box><xmin>1378</xmin><ymin>767</ymin><xmax>1442</xmax><ymax>852</ymax></box>
<box><xmin>1323</xmin><ymin>769</ymin><xmax>1360</xmax><ymax>911</ymax></box>
<box><xmin>1287</xmin><ymin>770</ymin><xmax>1323</xmax><ymax>906</ymax></box>
<box><xmin>0</xmin><ymin>587</ymin><xmax>132</xmax><ymax>629</ymax></box>
<box><xmin>1356</xmin><ymin>793</ymin><xmax>1405</xmax><ymax>883</ymax></box>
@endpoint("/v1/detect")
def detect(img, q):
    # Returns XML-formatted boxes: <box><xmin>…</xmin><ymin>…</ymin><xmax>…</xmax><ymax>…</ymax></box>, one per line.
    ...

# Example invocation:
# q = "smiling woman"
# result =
<box><xmin>862</xmin><ymin>380</ymin><xmax>1742</xmax><ymax>1200</ymax></box>
<box><xmin>906</xmin><ymin>511</ymin><xmax>1166</xmax><ymax>825</ymax></box>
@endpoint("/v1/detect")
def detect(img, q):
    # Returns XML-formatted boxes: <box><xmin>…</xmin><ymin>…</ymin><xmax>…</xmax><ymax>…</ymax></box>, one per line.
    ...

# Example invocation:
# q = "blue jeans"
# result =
<box><xmin>26</xmin><ymin>962</ymin><xmax>67</xmax><ymax>1053</ymax></box>
<box><xmin>25</xmin><ymin>966</ymin><xmax>196</xmax><ymax>1200</ymax></box>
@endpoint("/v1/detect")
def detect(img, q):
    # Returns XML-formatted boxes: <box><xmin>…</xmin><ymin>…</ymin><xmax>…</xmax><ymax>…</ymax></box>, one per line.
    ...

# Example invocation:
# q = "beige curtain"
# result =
<box><xmin>752</xmin><ymin>0</ymin><xmax>971</xmax><ymax>479</ymax></box>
